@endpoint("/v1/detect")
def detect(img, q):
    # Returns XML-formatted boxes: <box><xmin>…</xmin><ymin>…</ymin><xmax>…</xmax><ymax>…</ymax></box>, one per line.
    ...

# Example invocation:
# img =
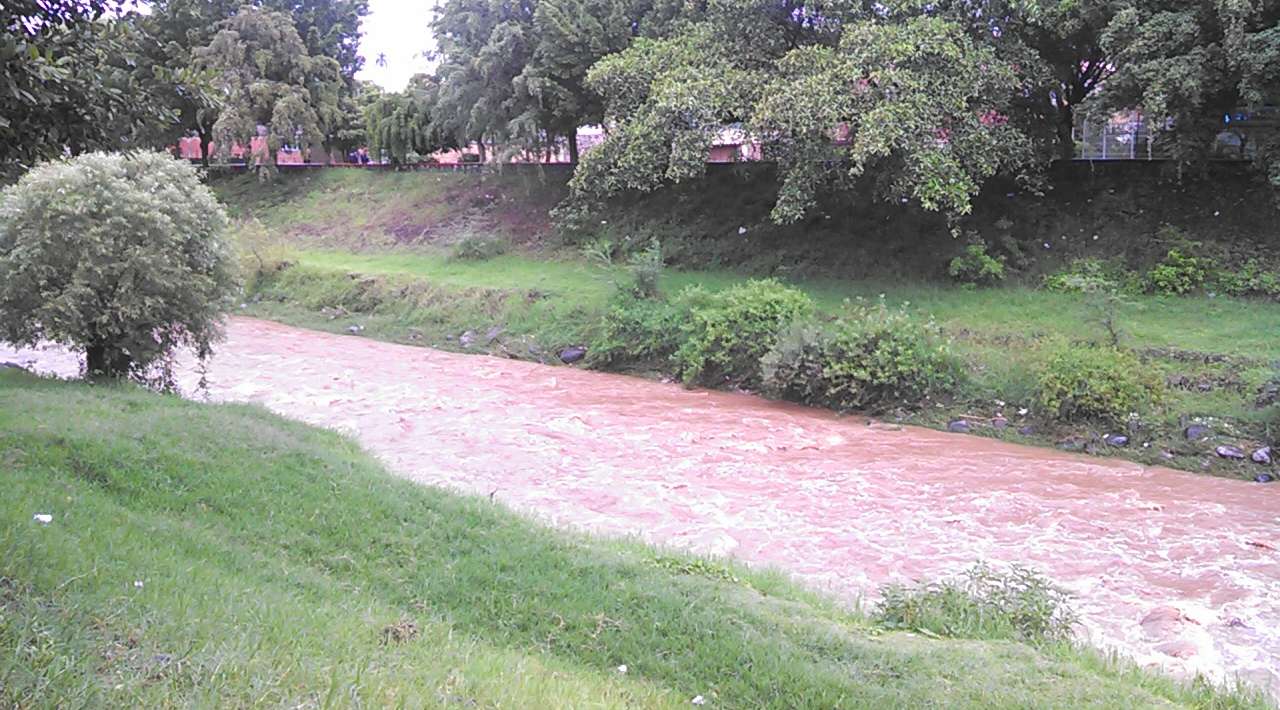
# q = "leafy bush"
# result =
<box><xmin>450</xmin><ymin>234</ymin><xmax>508</xmax><ymax>261</ymax></box>
<box><xmin>0</xmin><ymin>152</ymin><xmax>236</xmax><ymax>381</ymax></box>
<box><xmin>947</xmin><ymin>242</ymin><xmax>1005</xmax><ymax>286</ymax></box>
<box><xmin>761</xmin><ymin>300</ymin><xmax>959</xmax><ymax>412</ymax></box>
<box><xmin>1042</xmin><ymin>258</ymin><xmax>1125</xmax><ymax>294</ymax></box>
<box><xmin>674</xmin><ymin>279</ymin><xmax>814</xmax><ymax>387</ymax></box>
<box><xmin>625</xmin><ymin>238</ymin><xmax>664</xmax><ymax>298</ymax></box>
<box><xmin>1147</xmin><ymin>248</ymin><xmax>1206</xmax><ymax>295</ymax></box>
<box><xmin>875</xmin><ymin>563</ymin><xmax>1078</xmax><ymax>644</ymax></box>
<box><xmin>1215</xmin><ymin>258</ymin><xmax>1280</xmax><ymax>298</ymax></box>
<box><xmin>587</xmin><ymin>293</ymin><xmax>684</xmax><ymax>370</ymax></box>
<box><xmin>1035</xmin><ymin>340</ymin><xmax>1164</xmax><ymax>423</ymax></box>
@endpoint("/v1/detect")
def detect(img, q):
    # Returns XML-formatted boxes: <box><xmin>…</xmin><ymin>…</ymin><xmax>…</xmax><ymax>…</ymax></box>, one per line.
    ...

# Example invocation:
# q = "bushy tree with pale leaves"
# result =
<box><xmin>0</xmin><ymin>152</ymin><xmax>237</xmax><ymax>381</ymax></box>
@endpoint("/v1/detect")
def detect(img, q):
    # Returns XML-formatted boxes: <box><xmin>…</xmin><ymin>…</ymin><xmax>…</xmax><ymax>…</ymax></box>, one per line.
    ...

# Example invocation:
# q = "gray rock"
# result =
<box><xmin>1255</xmin><ymin>473</ymin><xmax>1275</xmax><ymax>483</ymax></box>
<box><xmin>1184</xmin><ymin>424</ymin><xmax>1211</xmax><ymax>440</ymax></box>
<box><xmin>991</xmin><ymin>417</ymin><xmax>1009</xmax><ymax>430</ymax></box>
<box><xmin>558</xmin><ymin>346</ymin><xmax>587</xmax><ymax>364</ymax></box>
<box><xmin>1017</xmin><ymin>425</ymin><xmax>1036</xmax><ymax>436</ymax></box>
<box><xmin>485</xmin><ymin>326</ymin><xmax>505</xmax><ymax>343</ymax></box>
<box><xmin>1104</xmin><ymin>434</ymin><xmax>1129</xmax><ymax>447</ymax></box>
<box><xmin>1252</xmin><ymin>447</ymin><xmax>1272</xmax><ymax>465</ymax></box>
<box><xmin>346</xmin><ymin>324</ymin><xmax>363</xmax><ymax>335</ymax></box>
<box><xmin>460</xmin><ymin>330</ymin><xmax>476</xmax><ymax>347</ymax></box>
<box><xmin>947</xmin><ymin>420</ymin><xmax>971</xmax><ymax>433</ymax></box>
<box><xmin>1215</xmin><ymin>445</ymin><xmax>1246</xmax><ymax>460</ymax></box>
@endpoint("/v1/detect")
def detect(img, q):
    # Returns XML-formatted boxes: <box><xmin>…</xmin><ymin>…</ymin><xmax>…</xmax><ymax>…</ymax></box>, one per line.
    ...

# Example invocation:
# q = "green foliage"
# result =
<box><xmin>196</xmin><ymin>7</ymin><xmax>343</xmax><ymax>167</ymax></box>
<box><xmin>1216</xmin><ymin>258</ymin><xmax>1280</xmax><ymax>298</ymax></box>
<box><xmin>1035</xmin><ymin>340</ymin><xmax>1164</xmax><ymax>424</ymax></box>
<box><xmin>0</xmin><ymin>2</ymin><xmax>183</xmax><ymax>180</ymax></box>
<box><xmin>571</xmin><ymin>5</ymin><xmax>1036</xmax><ymax>224</ymax></box>
<box><xmin>947</xmin><ymin>242</ymin><xmax>1006</xmax><ymax>287</ymax></box>
<box><xmin>1096</xmin><ymin>0</ymin><xmax>1280</xmax><ymax>180</ymax></box>
<box><xmin>587</xmin><ymin>293</ymin><xmax>684</xmax><ymax>369</ymax></box>
<box><xmin>234</xmin><ymin>218</ymin><xmax>297</xmax><ymax>293</ymax></box>
<box><xmin>366</xmin><ymin>74</ymin><xmax>450</xmax><ymax>164</ymax></box>
<box><xmin>0</xmin><ymin>152</ymin><xmax>236</xmax><ymax>380</ymax></box>
<box><xmin>875</xmin><ymin>563</ymin><xmax>1079</xmax><ymax>645</ymax></box>
<box><xmin>762</xmin><ymin>300</ymin><xmax>959</xmax><ymax>413</ymax></box>
<box><xmin>1042</xmin><ymin>258</ymin><xmax>1125</xmax><ymax>294</ymax></box>
<box><xmin>673</xmin><ymin>279</ymin><xmax>814</xmax><ymax>387</ymax></box>
<box><xmin>450</xmin><ymin>234</ymin><xmax>510</xmax><ymax>261</ymax></box>
<box><xmin>625</xmin><ymin>238</ymin><xmax>664</xmax><ymax>298</ymax></box>
<box><xmin>1147</xmin><ymin>248</ymin><xmax>1207</xmax><ymax>295</ymax></box>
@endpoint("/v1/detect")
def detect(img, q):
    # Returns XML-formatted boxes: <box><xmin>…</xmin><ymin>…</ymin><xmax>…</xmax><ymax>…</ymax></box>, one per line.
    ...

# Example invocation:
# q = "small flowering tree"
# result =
<box><xmin>0</xmin><ymin>152</ymin><xmax>237</xmax><ymax>381</ymax></box>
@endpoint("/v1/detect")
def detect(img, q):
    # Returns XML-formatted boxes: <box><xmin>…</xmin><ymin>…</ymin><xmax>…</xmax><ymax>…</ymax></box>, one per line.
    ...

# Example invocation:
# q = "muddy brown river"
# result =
<box><xmin>4</xmin><ymin>316</ymin><xmax>1278</xmax><ymax>694</ymax></box>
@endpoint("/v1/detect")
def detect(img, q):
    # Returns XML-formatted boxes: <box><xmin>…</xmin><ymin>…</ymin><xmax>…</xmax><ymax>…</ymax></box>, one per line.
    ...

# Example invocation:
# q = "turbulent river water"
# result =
<box><xmin>4</xmin><ymin>316</ymin><xmax>1278</xmax><ymax>695</ymax></box>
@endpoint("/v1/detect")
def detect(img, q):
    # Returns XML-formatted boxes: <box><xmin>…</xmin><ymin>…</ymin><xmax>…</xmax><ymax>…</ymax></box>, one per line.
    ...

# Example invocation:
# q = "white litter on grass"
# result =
<box><xmin>691</xmin><ymin>695</ymin><xmax>706</xmax><ymax>705</ymax></box>
<box><xmin>737</xmin><ymin>226</ymin><xmax>747</xmax><ymax>235</ymax></box>
<box><xmin>616</xmin><ymin>664</ymin><xmax>627</xmax><ymax>674</ymax></box>
<box><xmin>33</xmin><ymin>513</ymin><xmax>52</xmax><ymax>524</ymax></box>
<box><xmin>133</xmin><ymin>580</ymin><xmax>145</xmax><ymax>589</ymax></box>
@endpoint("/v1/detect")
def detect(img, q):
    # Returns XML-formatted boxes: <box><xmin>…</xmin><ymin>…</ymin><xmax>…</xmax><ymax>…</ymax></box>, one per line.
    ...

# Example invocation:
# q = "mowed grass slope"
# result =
<box><xmin>1</xmin><ymin>372</ymin><xmax>1269</xmax><ymax>708</ymax></box>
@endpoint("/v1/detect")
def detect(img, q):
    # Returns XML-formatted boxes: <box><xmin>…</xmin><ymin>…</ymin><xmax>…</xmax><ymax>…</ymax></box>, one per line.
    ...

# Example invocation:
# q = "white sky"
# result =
<box><xmin>356</xmin><ymin>0</ymin><xmax>436</xmax><ymax>91</ymax></box>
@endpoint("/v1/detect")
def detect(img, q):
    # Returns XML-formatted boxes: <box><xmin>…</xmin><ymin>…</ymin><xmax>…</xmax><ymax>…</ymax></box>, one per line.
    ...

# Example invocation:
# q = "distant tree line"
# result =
<box><xmin>6</xmin><ymin>0</ymin><xmax>1280</xmax><ymax>220</ymax></box>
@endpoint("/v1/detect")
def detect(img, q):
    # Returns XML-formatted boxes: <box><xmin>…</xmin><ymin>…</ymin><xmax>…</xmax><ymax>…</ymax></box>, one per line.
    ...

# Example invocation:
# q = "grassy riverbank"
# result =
<box><xmin>216</xmin><ymin>170</ymin><xmax>1280</xmax><ymax>479</ymax></box>
<box><xmin>1</xmin><ymin>371</ymin><xmax>1271</xmax><ymax>707</ymax></box>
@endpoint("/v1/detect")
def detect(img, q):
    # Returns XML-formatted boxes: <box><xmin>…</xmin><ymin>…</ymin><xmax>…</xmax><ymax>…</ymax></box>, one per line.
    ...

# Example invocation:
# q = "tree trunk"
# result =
<box><xmin>85</xmin><ymin>343</ymin><xmax>129</xmax><ymax>379</ymax></box>
<box><xmin>568</xmin><ymin>130</ymin><xmax>579</xmax><ymax>165</ymax></box>
<box><xmin>1055</xmin><ymin>102</ymin><xmax>1076</xmax><ymax>161</ymax></box>
<box><xmin>198</xmin><ymin>128</ymin><xmax>212</xmax><ymax>167</ymax></box>
<box><xmin>477</xmin><ymin>138</ymin><xmax>487</xmax><ymax>163</ymax></box>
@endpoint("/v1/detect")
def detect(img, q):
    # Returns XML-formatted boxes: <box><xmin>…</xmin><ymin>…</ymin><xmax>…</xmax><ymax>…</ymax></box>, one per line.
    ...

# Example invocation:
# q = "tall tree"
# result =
<box><xmin>366</xmin><ymin>74</ymin><xmax>452</xmax><ymax>163</ymax></box>
<box><xmin>0</xmin><ymin>0</ymin><xmax>179</xmax><ymax>180</ymax></box>
<box><xmin>512</xmin><ymin>0</ymin><xmax>683</xmax><ymax>162</ymax></box>
<box><xmin>431</xmin><ymin>0</ymin><xmax>539</xmax><ymax>157</ymax></box>
<box><xmin>569</xmin><ymin>0</ymin><xmax>1039</xmax><ymax>223</ymax></box>
<box><xmin>939</xmin><ymin>0</ymin><xmax>1118</xmax><ymax>160</ymax></box>
<box><xmin>1095</xmin><ymin>0</ymin><xmax>1280</xmax><ymax>178</ymax></box>
<box><xmin>195</xmin><ymin>6</ymin><xmax>344</xmax><ymax>168</ymax></box>
<box><xmin>266</xmin><ymin>0</ymin><xmax>370</xmax><ymax>81</ymax></box>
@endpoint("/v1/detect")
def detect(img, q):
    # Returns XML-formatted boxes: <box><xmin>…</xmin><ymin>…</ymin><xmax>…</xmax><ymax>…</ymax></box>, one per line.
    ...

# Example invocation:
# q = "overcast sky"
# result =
<box><xmin>355</xmin><ymin>0</ymin><xmax>436</xmax><ymax>91</ymax></box>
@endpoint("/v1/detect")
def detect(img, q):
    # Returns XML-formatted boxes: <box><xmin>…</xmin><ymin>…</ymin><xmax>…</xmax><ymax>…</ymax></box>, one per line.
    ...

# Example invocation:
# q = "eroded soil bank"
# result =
<box><xmin>5</xmin><ymin>317</ymin><xmax>1277</xmax><ymax>695</ymax></box>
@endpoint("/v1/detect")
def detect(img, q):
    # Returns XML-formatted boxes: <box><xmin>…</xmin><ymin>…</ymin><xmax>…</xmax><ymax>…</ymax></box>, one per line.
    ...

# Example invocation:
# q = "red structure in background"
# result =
<box><xmin>177</xmin><ymin>136</ymin><xmax>304</xmax><ymax>164</ymax></box>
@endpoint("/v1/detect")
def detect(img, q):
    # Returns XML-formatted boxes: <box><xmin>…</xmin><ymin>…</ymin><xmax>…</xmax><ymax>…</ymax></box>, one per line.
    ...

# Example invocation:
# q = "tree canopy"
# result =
<box><xmin>0</xmin><ymin>1</ymin><xmax>179</xmax><ymax>180</ymax></box>
<box><xmin>366</xmin><ymin>74</ymin><xmax>454</xmax><ymax>163</ymax></box>
<box><xmin>195</xmin><ymin>6</ymin><xmax>344</xmax><ymax>166</ymax></box>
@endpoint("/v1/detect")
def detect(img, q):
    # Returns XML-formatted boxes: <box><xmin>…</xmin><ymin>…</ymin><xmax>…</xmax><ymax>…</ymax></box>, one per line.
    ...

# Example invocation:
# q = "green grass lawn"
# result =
<box><xmin>1</xmin><ymin>371</ymin><xmax>1270</xmax><ymax>708</ymax></box>
<box><xmin>293</xmin><ymin>248</ymin><xmax>1280</xmax><ymax>361</ymax></box>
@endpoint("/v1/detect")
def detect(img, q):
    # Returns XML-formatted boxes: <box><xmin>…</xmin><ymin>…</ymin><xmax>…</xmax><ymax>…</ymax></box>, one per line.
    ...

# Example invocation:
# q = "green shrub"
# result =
<box><xmin>947</xmin><ymin>242</ymin><xmax>1005</xmax><ymax>287</ymax></box>
<box><xmin>451</xmin><ymin>234</ymin><xmax>508</xmax><ymax>261</ymax></box>
<box><xmin>1147</xmin><ymin>248</ymin><xmax>1206</xmax><ymax>295</ymax></box>
<box><xmin>875</xmin><ymin>563</ymin><xmax>1078</xmax><ymax>644</ymax></box>
<box><xmin>0</xmin><ymin>152</ymin><xmax>236</xmax><ymax>381</ymax></box>
<box><xmin>674</xmin><ymin>279</ymin><xmax>814</xmax><ymax>387</ymax></box>
<box><xmin>587</xmin><ymin>293</ymin><xmax>684</xmax><ymax>370</ymax></box>
<box><xmin>761</xmin><ymin>300</ymin><xmax>959</xmax><ymax>412</ymax></box>
<box><xmin>1035</xmin><ymin>341</ymin><xmax>1164</xmax><ymax>423</ymax></box>
<box><xmin>625</xmin><ymin>239</ymin><xmax>664</xmax><ymax>298</ymax></box>
<box><xmin>1215</xmin><ymin>258</ymin><xmax>1280</xmax><ymax>298</ymax></box>
<box><xmin>1042</xmin><ymin>258</ymin><xmax>1126</xmax><ymax>294</ymax></box>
